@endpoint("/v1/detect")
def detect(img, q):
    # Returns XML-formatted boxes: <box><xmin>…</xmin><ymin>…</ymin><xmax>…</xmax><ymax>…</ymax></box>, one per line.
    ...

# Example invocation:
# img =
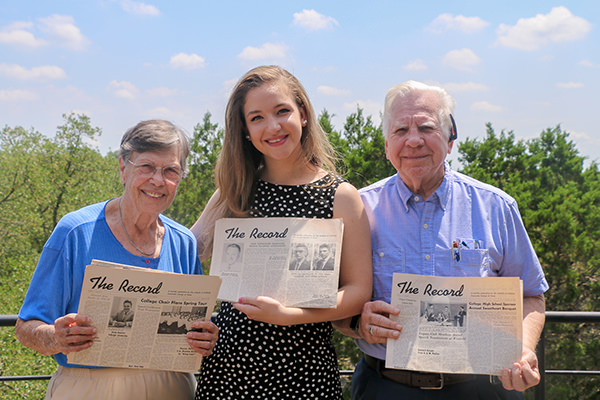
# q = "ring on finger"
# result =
<box><xmin>368</xmin><ymin>325</ymin><xmax>374</xmax><ymax>336</ymax></box>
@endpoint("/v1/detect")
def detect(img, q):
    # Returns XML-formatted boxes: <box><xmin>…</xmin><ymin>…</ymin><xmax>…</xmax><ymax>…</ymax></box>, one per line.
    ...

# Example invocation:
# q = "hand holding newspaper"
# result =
<box><xmin>67</xmin><ymin>260</ymin><xmax>221</xmax><ymax>373</ymax></box>
<box><xmin>386</xmin><ymin>273</ymin><xmax>523</xmax><ymax>375</ymax></box>
<box><xmin>210</xmin><ymin>217</ymin><xmax>343</xmax><ymax>308</ymax></box>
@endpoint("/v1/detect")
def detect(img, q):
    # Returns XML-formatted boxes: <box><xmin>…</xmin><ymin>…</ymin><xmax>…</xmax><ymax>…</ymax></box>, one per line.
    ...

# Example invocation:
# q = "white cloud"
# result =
<box><xmin>557</xmin><ymin>82</ymin><xmax>584</xmax><ymax>89</ymax></box>
<box><xmin>119</xmin><ymin>0</ymin><xmax>160</xmax><ymax>16</ymax></box>
<box><xmin>293</xmin><ymin>9</ymin><xmax>338</xmax><ymax>31</ymax></box>
<box><xmin>238</xmin><ymin>43</ymin><xmax>288</xmax><ymax>61</ymax></box>
<box><xmin>427</xmin><ymin>14</ymin><xmax>489</xmax><ymax>34</ymax></box>
<box><xmin>109</xmin><ymin>80</ymin><xmax>138</xmax><ymax>99</ymax></box>
<box><xmin>404</xmin><ymin>59</ymin><xmax>428</xmax><ymax>71</ymax></box>
<box><xmin>569</xmin><ymin>130</ymin><xmax>590</xmax><ymax>140</ymax></box>
<box><xmin>169</xmin><ymin>53</ymin><xmax>206</xmax><ymax>70</ymax></box>
<box><xmin>442</xmin><ymin>82</ymin><xmax>489</xmax><ymax>93</ymax></box>
<box><xmin>317</xmin><ymin>86</ymin><xmax>351</xmax><ymax>96</ymax></box>
<box><xmin>0</xmin><ymin>63</ymin><xmax>66</xmax><ymax>81</ymax></box>
<box><xmin>496</xmin><ymin>7</ymin><xmax>592</xmax><ymax>51</ymax></box>
<box><xmin>38</xmin><ymin>15</ymin><xmax>90</xmax><ymax>50</ymax></box>
<box><xmin>0</xmin><ymin>89</ymin><xmax>39</xmax><ymax>101</ymax></box>
<box><xmin>146</xmin><ymin>87</ymin><xmax>178</xmax><ymax>97</ymax></box>
<box><xmin>442</xmin><ymin>49</ymin><xmax>481</xmax><ymax>71</ymax></box>
<box><xmin>471</xmin><ymin>101</ymin><xmax>503</xmax><ymax>112</ymax></box>
<box><xmin>0</xmin><ymin>21</ymin><xmax>46</xmax><ymax>47</ymax></box>
<box><xmin>579</xmin><ymin>60</ymin><xmax>600</xmax><ymax>68</ymax></box>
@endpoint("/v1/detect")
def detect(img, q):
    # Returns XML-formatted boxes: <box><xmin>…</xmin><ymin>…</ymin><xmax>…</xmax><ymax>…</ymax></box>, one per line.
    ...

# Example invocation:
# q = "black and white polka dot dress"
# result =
<box><xmin>195</xmin><ymin>174</ymin><xmax>344</xmax><ymax>400</ymax></box>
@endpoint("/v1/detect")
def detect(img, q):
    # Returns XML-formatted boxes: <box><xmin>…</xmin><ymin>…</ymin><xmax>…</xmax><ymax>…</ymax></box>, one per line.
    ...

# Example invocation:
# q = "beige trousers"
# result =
<box><xmin>45</xmin><ymin>366</ymin><xmax>196</xmax><ymax>400</ymax></box>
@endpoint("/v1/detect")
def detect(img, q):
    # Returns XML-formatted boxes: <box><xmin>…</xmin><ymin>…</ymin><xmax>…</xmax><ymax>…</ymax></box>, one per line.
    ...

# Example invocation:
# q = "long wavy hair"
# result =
<box><xmin>214</xmin><ymin>65</ymin><xmax>337</xmax><ymax>217</ymax></box>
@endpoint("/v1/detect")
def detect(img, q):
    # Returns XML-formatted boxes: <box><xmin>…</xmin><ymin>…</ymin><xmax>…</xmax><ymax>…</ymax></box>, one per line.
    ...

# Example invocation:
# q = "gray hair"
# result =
<box><xmin>119</xmin><ymin>120</ymin><xmax>190</xmax><ymax>177</ymax></box>
<box><xmin>382</xmin><ymin>81</ymin><xmax>456</xmax><ymax>139</ymax></box>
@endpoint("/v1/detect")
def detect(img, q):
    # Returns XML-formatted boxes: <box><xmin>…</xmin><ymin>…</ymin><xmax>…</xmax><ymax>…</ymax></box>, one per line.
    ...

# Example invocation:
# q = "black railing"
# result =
<box><xmin>2</xmin><ymin>312</ymin><xmax>600</xmax><ymax>398</ymax></box>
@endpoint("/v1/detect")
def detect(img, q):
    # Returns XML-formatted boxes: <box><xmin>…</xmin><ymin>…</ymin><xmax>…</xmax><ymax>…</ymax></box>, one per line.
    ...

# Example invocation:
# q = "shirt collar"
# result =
<box><xmin>395</xmin><ymin>161</ymin><xmax>452</xmax><ymax>212</ymax></box>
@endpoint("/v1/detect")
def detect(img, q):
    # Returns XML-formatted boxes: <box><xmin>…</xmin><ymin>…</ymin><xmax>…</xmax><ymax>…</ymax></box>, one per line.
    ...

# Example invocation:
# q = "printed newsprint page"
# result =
<box><xmin>68</xmin><ymin>260</ymin><xmax>221</xmax><ymax>372</ymax></box>
<box><xmin>210</xmin><ymin>217</ymin><xmax>344</xmax><ymax>308</ymax></box>
<box><xmin>385</xmin><ymin>273</ymin><xmax>523</xmax><ymax>375</ymax></box>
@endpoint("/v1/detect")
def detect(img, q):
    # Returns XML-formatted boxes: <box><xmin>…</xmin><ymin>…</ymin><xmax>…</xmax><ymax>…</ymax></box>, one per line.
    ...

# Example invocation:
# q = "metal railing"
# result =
<box><xmin>2</xmin><ymin>312</ymin><xmax>600</xmax><ymax>398</ymax></box>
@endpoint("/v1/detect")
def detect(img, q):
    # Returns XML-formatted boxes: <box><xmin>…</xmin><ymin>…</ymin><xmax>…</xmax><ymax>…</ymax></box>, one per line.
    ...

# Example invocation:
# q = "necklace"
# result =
<box><xmin>118</xmin><ymin>198</ymin><xmax>157</xmax><ymax>257</ymax></box>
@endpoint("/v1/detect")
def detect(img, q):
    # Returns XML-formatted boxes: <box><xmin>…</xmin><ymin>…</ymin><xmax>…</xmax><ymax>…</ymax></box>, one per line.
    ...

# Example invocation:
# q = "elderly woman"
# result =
<box><xmin>15</xmin><ymin>120</ymin><xmax>218</xmax><ymax>400</ymax></box>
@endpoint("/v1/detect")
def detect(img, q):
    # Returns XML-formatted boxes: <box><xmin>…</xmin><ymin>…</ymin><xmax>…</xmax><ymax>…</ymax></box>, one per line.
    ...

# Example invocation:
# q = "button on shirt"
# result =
<box><xmin>357</xmin><ymin>163</ymin><xmax>549</xmax><ymax>359</ymax></box>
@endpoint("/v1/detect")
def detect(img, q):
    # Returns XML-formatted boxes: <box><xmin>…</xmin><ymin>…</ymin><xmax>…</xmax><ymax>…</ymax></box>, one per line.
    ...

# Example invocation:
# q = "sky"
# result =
<box><xmin>1</xmin><ymin>1</ymin><xmax>599</xmax><ymax>165</ymax></box>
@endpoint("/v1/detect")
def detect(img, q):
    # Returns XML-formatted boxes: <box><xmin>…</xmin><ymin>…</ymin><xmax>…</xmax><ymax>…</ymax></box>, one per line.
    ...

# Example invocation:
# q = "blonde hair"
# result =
<box><xmin>196</xmin><ymin>66</ymin><xmax>338</xmax><ymax>259</ymax></box>
<box><xmin>216</xmin><ymin>65</ymin><xmax>336</xmax><ymax>216</ymax></box>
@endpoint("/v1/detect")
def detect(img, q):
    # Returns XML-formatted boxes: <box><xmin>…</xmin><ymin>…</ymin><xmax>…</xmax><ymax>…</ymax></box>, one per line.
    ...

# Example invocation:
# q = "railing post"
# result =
<box><xmin>534</xmin><ymin>328</ymin><xmax>545</xmax><ymax>400</ymax></box>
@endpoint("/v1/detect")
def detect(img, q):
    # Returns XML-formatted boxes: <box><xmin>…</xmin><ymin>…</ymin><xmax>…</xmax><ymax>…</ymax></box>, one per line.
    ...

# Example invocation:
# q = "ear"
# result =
<box><xmin>118</xmin><ymin>157</ymin><xmax>127</xmax><ymax>185</ymax></box>
<box><xmin>300</xmin><ymin>105</ymin><xmax>308</xmax><ymax>125</ymax></box>
<box><xmin>447</xmin><ymin>140</ymin><xmax>454</xmax><ymax>155</ymax></box>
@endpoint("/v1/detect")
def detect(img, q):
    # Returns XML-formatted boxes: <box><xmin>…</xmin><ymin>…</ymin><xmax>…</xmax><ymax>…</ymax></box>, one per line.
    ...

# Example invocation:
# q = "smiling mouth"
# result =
<box><xmin>266</xmin><ymin>135</ymin><xmax>287</xmax><ymax>144</ymax></box>
<box><xmin>143</xmin><ymin>190</ymin><xmax>164</xmax><ymax>198</ymax></box>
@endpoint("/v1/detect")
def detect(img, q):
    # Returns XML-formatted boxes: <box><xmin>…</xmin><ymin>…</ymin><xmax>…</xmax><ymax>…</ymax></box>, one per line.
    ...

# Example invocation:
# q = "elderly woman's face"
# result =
<box><xmin>119</xmin><ymin>147</ymin><xmax>181</xmax><ymax>215</ymax></box>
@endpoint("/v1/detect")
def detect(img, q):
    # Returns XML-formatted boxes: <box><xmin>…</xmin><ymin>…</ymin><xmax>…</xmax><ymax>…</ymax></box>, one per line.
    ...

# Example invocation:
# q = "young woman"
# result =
<box><xmin>192</xmin><ymin>66</ymin><xmax>372</xmax><ymax>399</ymax></box>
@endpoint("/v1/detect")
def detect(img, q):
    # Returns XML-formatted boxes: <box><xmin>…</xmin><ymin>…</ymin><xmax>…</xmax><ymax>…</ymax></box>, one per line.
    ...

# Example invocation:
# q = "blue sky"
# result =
<box><xmin>1</xmin><ymin>1</ymin><xmax>598</xmax><ymax>165</ymax></box>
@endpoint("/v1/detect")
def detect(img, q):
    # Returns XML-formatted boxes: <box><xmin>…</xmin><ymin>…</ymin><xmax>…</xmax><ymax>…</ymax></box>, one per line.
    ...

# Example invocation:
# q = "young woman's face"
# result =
<box><xmin>243</xmin><ymin>82</ymin><xmax>307</xmax><ymax>168</ymax></box>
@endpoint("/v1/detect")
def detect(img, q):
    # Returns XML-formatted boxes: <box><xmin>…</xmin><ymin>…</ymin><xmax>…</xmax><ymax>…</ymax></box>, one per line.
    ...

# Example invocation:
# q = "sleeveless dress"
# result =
<box><xmin>195</xmin><ymin>174</ymin><xmax>345</xmax><ymax>400</ymax></box>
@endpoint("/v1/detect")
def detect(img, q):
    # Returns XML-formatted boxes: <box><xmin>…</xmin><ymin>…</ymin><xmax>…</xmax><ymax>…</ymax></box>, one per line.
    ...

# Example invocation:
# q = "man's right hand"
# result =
<box><xmin>357</xmin><ymin>301</ymin><xmax>403</xmax><ymax>344</ymax></box>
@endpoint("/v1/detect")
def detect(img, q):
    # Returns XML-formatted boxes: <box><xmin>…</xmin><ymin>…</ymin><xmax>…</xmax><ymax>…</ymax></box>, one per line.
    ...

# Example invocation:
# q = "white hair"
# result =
<box><xmin>382</xmin><ymin>81</ymin><xmax>456</xmax><ymax>139</ymax></box>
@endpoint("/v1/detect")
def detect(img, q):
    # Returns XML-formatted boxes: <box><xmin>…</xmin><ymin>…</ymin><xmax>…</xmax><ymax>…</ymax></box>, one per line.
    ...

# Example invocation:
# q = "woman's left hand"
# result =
<box><xmin>233</xmin><ymin>296</ymin><xmax>299</xmax><ymax>326</ymax></box>
<box><xmin>186</xmin><ymin>320</ymin><xmax>219</xmax><ymax>356</ymax></box>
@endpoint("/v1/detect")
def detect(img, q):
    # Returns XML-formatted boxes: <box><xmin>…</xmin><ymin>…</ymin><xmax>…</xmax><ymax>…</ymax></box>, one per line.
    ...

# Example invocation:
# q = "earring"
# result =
<box><xmin>245</xmin><ymin>135</ymin><xmax>250</xmax><ymax>140</ymax></box>
<box><xmin>302</xmin><ymin>120</ymin><xmax>307</xmax><ymax>126</ymax></box>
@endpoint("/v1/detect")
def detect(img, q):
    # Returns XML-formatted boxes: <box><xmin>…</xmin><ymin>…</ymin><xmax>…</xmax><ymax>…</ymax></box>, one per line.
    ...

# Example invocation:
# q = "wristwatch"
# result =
<box><xmin>350</xmin><ymin>314</ymin><xmax>361</xmax><ymax>337</ymax></box>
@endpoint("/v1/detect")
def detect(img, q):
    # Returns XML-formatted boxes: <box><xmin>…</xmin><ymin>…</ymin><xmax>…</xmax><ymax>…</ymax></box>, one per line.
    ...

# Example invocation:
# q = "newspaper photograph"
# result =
<box><xmin>67</xmin><ymin>260</ymin><xmax>221</xmax><ymax>373</ymax></box>
<box><xmin>385</xmin><ymin>273</ymin><xmax>523</xmax><ymax>375</ymax></box>
<box><xmin>210</xmin><ymin>217</ymin><xmax>344</xmax><ymax>308</ymax></box>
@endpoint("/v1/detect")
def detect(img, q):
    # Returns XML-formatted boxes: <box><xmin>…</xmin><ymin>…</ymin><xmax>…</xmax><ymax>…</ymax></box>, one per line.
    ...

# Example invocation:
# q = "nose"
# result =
<box><xmin>405</xmin><ymin>126</ymin><xmax>424</xmax><ymax>147</ymax></box>
<box><xmin>150</xmin><ymin>167</ymin><xmax>166</xmax><ymax>183</ymax></box>
<box><xmin>266</xmin><ymin>115</ymin><xmax>281</xmax><ymax>132</ymax></box>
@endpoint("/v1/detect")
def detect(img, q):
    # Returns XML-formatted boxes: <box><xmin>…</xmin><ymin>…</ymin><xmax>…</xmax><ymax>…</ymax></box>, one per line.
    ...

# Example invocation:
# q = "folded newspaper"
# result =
<box><xmin>210</xmin><ymin>217</ymin><xmax>344</xmax><ymax>308</ymax></box>
<box><xmin>386</xmin><ymin>273</ymin><xmax>523</xmax><ymax>375</ymax></box>
<box><xmin>67</xmin><ymin>260</ymin><xmax>221</xmax><ymax>372</ymax></box>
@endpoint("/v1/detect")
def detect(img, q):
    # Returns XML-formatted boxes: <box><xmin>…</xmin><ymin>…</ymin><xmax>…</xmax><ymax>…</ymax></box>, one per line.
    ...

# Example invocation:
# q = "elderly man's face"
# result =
<box><xmin>385</xmin><ymin>91</ymin><xmax>453</xmax><ymax>199</ymax></box>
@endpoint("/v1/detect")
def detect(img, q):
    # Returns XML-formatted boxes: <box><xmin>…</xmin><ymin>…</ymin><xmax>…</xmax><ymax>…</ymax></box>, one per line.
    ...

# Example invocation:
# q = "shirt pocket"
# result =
<box><xmin>443</xmin><ymin>248</ymin><xmax>490</xmax><ymax>276</ymax></box>
<box><xmin>372</xmin><ymin>248</ymin><xmax>404</xmax><ymax>301</ymax></box>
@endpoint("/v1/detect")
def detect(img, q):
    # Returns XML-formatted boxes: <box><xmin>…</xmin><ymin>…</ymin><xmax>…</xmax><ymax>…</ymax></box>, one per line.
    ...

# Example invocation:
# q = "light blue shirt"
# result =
<box><xmin>357</xmin><ymin>163</ymin><xmax>548</xmax><ymax>359</ymax></box>
<box><xmin>18</xmin><ymin>200</ymin><xmax>202</xmax><ymax>367</ymax></box>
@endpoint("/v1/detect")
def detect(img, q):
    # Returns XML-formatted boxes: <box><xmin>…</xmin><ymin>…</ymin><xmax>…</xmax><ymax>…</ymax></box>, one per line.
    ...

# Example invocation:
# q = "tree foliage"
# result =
<box><xmin>167</xmin><ymin>112</ymin><xmax>223</xmax><ymax>228</ymax></box>
<box><xmin>458</xmin><ymin>125</ymin><xmax>600</xmax><ymax>399</ymax></box>
<box><xmin>1</xmin><ymin>111</ymin><xmax>599</xmax><ymax>399</ymax></box>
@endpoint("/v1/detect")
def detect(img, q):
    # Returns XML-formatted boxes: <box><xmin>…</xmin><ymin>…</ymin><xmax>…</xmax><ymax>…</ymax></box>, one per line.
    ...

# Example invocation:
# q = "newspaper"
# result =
<box><xmin>67</xmin><ymin>260</ymin><xmax>221</xmax><ymax>373</ymax></box>
<box><xmin>210</xmin><ymin>217</ymin><xmax>344</xmax><ymax>308</ymax></box>
<box><xmin>385</xmin><ymin>273</ymin><xmax>523</xmax><ymax>375</ymax></box>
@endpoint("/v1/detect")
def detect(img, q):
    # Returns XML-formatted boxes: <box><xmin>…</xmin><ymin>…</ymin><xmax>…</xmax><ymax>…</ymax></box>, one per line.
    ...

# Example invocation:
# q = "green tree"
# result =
<box><xmin>167</xmin><ymin>112</ymin><xmax>223</xmax><ymax>228</ymax></box>
<box><xmin>1</xmin><ymin>114</ymin><xmax>122</xmax><ymax>400</ymax></box>
<box><xmin>458</xmin><ymin>125</ymin><xmax>600</xmax><ymax>399</ymax></box>
<box><xmin>322</xmin><ymin>107</ymin><xmax>395</xmax><ymax>189</ymax></box>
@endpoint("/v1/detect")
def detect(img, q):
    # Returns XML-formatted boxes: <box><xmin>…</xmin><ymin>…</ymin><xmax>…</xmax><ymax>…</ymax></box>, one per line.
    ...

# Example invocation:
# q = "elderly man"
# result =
<box><xmin>335</xmin><ymin>81</ymin><xmax>548</xmax><ymax>399</ymax></box>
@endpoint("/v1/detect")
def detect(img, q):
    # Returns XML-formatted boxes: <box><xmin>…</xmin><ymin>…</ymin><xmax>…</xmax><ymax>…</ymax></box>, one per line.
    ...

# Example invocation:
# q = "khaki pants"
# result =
<box><xmin>46</xmin><ymin>366</ymin><xmax>196</xmax><ymax>400</ymax></box>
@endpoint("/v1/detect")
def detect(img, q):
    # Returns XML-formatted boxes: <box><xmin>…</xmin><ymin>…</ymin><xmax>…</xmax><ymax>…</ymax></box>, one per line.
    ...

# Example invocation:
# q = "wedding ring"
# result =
<box><xmin>368</xmin><ymin>325</ymin><xmax>374</xmax><ymax>336</ymax></box>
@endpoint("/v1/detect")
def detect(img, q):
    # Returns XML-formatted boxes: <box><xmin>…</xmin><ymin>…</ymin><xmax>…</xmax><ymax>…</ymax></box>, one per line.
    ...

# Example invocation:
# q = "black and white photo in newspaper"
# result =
<box><xmin>210</xmin><ymin>217</ymin><xmax>344</xmax><ymax>308</ymax></box>
<box><xmin>67</xmin><ymin>260</ymin><xmax>221</xmax><ymax>372</ymax></box>
<box><xmin>385</xmin><ymin>273</ymin><xmax>523</xmax><ymax>375</ymax></box>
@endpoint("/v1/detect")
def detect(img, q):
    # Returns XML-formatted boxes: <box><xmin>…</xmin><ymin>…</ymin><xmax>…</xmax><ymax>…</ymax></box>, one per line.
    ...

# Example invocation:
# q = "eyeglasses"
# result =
<box><xmin>127</xmin><ymin>159</ymin><xmax>183</xmax><ymax>182</ymax></box>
